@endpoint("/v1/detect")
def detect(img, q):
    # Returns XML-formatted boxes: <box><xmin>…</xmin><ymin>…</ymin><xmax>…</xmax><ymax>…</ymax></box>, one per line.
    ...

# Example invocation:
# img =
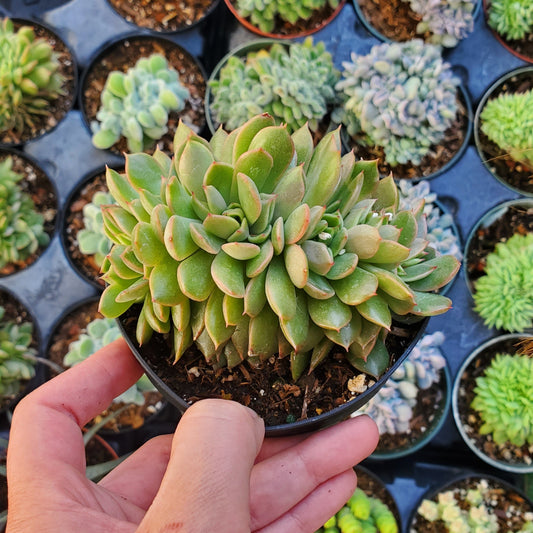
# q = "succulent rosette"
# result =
<box><xmin>99</xmin><ymin>114</ymin><xmax>459</xmax><ymax>381</ymax></box>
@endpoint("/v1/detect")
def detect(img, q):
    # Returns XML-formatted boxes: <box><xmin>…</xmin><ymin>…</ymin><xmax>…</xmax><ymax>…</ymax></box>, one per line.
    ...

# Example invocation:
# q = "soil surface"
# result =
<box><xmin>63</xmin><ymin>168</ymin><xmax>116</xmax><ymax>289</ymax></box>
<box><xmin>410</xmin><ymin>476</ymin><xmax>533</xmax><ymax>532</ymax></box>
<box><xmin>0</xmin><ymin>151</ymin><xmax>58</xmax><ymax>277</ymax></box>
<box><xmin>484</xmin><ymin>1</ymin><xmax>533</xmax><ymax>62</ymax></box>
<box><xmin>476</xmin><ymin>71</ymin><xmax>533</xmax><ymax>196</ymax></box>
<box><xmin>465</xmin><ymin>201</ymin><xmax>533</xmax><ymax>291</ymax></box>
<box><xmin>81</xmin><ymin>37</ymin><xmax>206</xmax><ymax>156</ymax></box>
<box><xmin>85</xmin><ymin>434</ymin><xmax>118</xmax><ymax>466</ymax></box>
<box><xmin>47</xmin><ymin>299</ymin><xmax>164</xmax><ymax>433</ymax></box>
<box><xmin>227</xmin><ymin>0</ymin><xmax>342</xmax><ymax>37</ymax></box>
<box><xmin>374</xmin><ymin>369</ymin><xmax>446</xmax><ymax>455</ymax></box>
<box><xmin>119</xmin><ymin>305</ymin><xmax>424</xmax><ymax>427</ymax></box>
<box><xmin>343</xmin><ymin>91</ymin><xmax>469</xmax><ymax>180</ymax></box>
<box><xmin>0</xmin><ymin>289</ymin><xmax>39</xmax><ymax>410</ymax></box>
<box><xmin>0</xmin><ymin>19</ymin><xmax>76</xmax><ymax>146</ymax></box>
<box><xmin>107</xmin><ymin>0</ymin><xmax>217</xmax><ymax>32</ymax></box>
<box><xmin>457</xmin><ymin>336</ymin><xmax>533</xmax><ymax>469</ymax></box>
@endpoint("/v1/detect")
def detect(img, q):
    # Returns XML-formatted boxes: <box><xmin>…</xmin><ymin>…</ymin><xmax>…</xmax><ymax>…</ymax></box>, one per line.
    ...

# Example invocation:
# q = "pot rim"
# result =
<box><xmin>223</xmin><ymin>0</ymin><xmax>346</xmax><ymax>39</ymax></box>
<box><xmin>462</xmin><ymin>197</ymin><xmax>533</xmax><ymax>299</ymax></box>
<box><xmin>407</xmin><ymin>470</ymin><xmax>533</xmax><ymax>531</ymax></box>
<box><xmin>368</xmin><ymin>358</ymin><xmax>451</xmax><ymax>461</ymax></box>
<box><xmin>117</xmin><ymin>311</ymin><xmax>429</xmax><ymax>437</ymax></box>
<box><xmin>451</xmin><ymin>332</ymin><xmax>533</xmax><ymax>474</ymax></box>
<box><xmin>0</xmin><ymin>16</ymin><xmax>78</xmax><ymax>149</ymax></box>
<box><xmin>105</xmin><ymin>0</ymin><xmax>222</xmax><ymax>35</ymax></box>
<box><xmin>78</xmin><ymin>31</ymin><xmax>208</xmax><ymax>157</ymax></box>
<box><xmin>473</xmin><ymin>65</ymin><xmax>533</xmax><ymax>197</ymax></box>
<box><xmin>0</xmin><ymin>146</ymin><xmax>60</xmax><ymax>278</ymax></box>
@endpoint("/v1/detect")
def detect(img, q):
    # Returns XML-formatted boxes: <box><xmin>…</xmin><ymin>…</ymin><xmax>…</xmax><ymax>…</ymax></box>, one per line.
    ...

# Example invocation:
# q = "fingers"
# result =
<box><xmin>8</xmin><ymin>338</ymin><xmax>143</xmax><ymax>477</ymax></box>
<box><xmin>256</xmin><ymin>469</ymin><xmax>357</xmax><ymax>533</ymax></box>
<box><xmin>98</xmin><ymin>434</ymin><xmax>173</xmax><ymax>510</ymax></box>
<box><xmin>137</xmin><ymin>399</ymin><xmax>264</xmax><ymax>533</ymax></box>
<box><xmin>249</xmin><ymin>414</ymin><xmax>379</xmax><ymax>531</ymax></box>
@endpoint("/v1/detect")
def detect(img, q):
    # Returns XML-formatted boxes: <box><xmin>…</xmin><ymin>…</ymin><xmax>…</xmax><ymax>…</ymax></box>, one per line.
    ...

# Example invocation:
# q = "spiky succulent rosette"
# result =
<box><xmin>99</xmin><ymin>114</ymin><xmax>459</xmax><ymax>380</ymax></box>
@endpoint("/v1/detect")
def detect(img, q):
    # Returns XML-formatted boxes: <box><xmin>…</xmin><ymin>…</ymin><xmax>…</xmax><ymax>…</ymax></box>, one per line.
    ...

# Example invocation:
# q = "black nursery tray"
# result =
<box><xmin>0</xmin><ymin>0</ymin><xmax>531</xmax><ymax>529</ymax></box>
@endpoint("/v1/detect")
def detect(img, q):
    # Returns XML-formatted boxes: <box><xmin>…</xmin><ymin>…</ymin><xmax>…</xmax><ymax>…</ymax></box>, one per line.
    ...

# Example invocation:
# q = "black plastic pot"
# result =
<box><xmin>0</xmin><ymin>16</ymin><xmax>78</xmax><ymax>148</ymax></box>
<box><xmin>474</xmin><ymin>66</ymin><xmax>533</xmax><ymax>197</ymax></box>
<box><xmin>452</xmin><ymin>333</ymin><xmax>533</xmax><ymax>474</ymax></box>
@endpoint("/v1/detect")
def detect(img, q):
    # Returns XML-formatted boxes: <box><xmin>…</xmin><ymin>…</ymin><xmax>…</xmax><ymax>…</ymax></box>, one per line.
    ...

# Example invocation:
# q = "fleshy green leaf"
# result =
<box><xmin>308</xmin><ymin>294</ymin><xmax>351</xmax><ymax>331</ymax></box>
<box><xmin>177</xmin><ymin>250</ymin><xmax>215</xmax><ymax>301</ymax></box>
<box><xmin>211</xmin><ymin>251</ymin><xmax>246</xmax><ymax>298</ymax></box>
<box><xmin>265</xmin><ymin>256</ymin><xmax>296</xmax><ymax>320</ymax></box>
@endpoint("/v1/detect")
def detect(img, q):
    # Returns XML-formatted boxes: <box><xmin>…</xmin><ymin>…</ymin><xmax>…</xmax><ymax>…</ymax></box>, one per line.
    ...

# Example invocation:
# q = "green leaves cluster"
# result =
<box><xmin>63</xmin><ymin>316</ymin><xmax>155</xmax><ymax>406</ymax></box>
<box><xmin>473</xmin><ymin>233</ymin><xmax>533</xmax><ymax>332</ymax></box>
<box><xmin>480</xmin><ymin>89</ymin><xmax>533</xmax><ymax>171</ymax></box>
<box><xmin>0</xmin><ymin>17</ymin><xmax>65</xmax><ymax>134</ymax></box>
<box><xmin>471</xmin><ymin>352</ymin><xmax>533</xmax><ymax>448</ymax></box>
<box><xmin>487</xmin><ymin>0</ymin><xmax>533</xmax><ymax>40</ymax></box>
<box><xmin>0</xmin><ymin>305</ymin><xmax>36</xmax><ymax>399</ymax></box>
<box><xmin>0</xmin><ymin>156</ymin><xmax>50</xmax><ymax>269</ymax></box>
<box><xmin>234</xmin><ymin>0</ymin><xmax>338</xmax><ymax>33</ymax></box>
<box><xmin>316</xmin><ymin>487</ymin><xmax>398</xmax><ymax>533</ymax></box>
<box><xmin>98</xmin><ymin>113</ymin><xmax>459</xmax><ymax>381</ymax></box>
<box><xmin>209</xmin><ymin>38</ymin><xmax>339</xmax><ymax>134</ymax></box>
<box><xmin>91</xmin><ymin>53</ymin><xmax>190</xmax><ymax>153</ymax></box>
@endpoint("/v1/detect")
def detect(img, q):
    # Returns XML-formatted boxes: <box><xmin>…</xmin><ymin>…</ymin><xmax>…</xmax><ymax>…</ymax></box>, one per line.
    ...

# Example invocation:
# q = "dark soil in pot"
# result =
<box><xmin>0</xmin><ymin>18</ymin><xmax>77</xmax><ymax>146</ymax></box>
<box><xmin>47</xmin><ymin>299</ymin><xmax>164</xmax><ymax>433</ymax></box>
<box><xmin>81</xmin><ymin>35</ymin><xmax>206</xmax><ymax>156</ymax></box>
<box><xmin>62</xmin><ymin>167</ymin><xmax>118</xmax><ymax>289</ymax></box>
<box><xmin>107</xmin><ymin>0</ymin><xmax>218</xmax><ymax>32</ymax></box>
<box><xmin>475</xmin><ymin>70</ymin><xmax>533</xmax><ymax>196</ymax></box>
<box><xmin>84</xmin><ymin>433</ymin><xmax>118</xmax><ymax>465</ymax></box>
<box><xmin>410</xmin><ymin>475</ymin><xmax>533</xmax><ymax>532</ymax></box>
<box><xmin>0</xmin><ymin>150</ymin><xmax>57</xmax><ymax>277</ymax></box>
<box><xmin>119</xmin><ymin>305</ymin><xmax>425</xmax><ymax>428</ymax></box>
<box><xmin>343</xmin><ymin>89</ymin><xmax>469</xmax><ymax>180</ymax></box>
<box><xmin>465</xmin><ymin>200</ymin><xmax>533</xmax><ymax>293</ymax></box>
<box><xmin>456</xmin><ymin>336</ymin><xmax>533</xmax><ymax>469</ymax></box>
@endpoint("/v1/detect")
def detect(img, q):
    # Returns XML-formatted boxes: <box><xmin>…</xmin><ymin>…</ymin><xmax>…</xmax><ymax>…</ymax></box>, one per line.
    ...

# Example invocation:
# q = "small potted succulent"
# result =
<box><xmin>464</xmin><ymin>198</ymin><xmax>533</xmax><ymax>333</ymax></box>
<box><xmin>354</xmin><ymin>0</ymin><xmax>478</xmax><ymax>47</ymax></box>
<box><xmin>206</xmin><ymin>38</ymin><xmax>340</xmax><ymax>140</ymax></box>
<box><xmin>334</xmin><ymin>39</ymin><xmax>472</xmax><ymax>180</ymax></box>
<box><xmin>316</xmin><ymin>465</ymin><xmax>400</xmax><ymax>533</ymax></box>
<box><xmin>47</xmin><ymin>297</ymin><xmax>164</xmax><ymax>434</ymax></box>
<box><xmin>358</xmin><ymin>331</ymin><xmax>451</xmax><ymax>459</ymax></box>
<box><xmin>474</xmin><ymin>66</ymin><xmax>533</xmax><ymax>196</ymax></box>
<box><xmin>0</xmin><ymin>16</ymin><xmax>77</xmax><ymax>146</ymax></box>
<box><xmin>484</xmin><ymin>0</ymin><xmax>533</xmax><ymax>63</ymax></box>
<box><xmin>97</xmin><ymin>113</ymin><xmax>460</xmax><ymax>435</ymax></box>
<box><xmin>452</xmin><ymin>333</ymin><xmax>533</xmax><ymax>473</ymax></box>
<box><xmin>80</xmin><ymin>33</ymin><xmax>206</xmax><ymax>156</ymax></box>
<box><xmin>0</xmin><ymin>149</ymin><xmax>57</xmax><ymax>277</ymax></box>
<box><xmin>105</xmin><ymin>0</ymin><xmax>221</xmax><ymax>34</ymax></box>
<box><xmin>409</xmin><ymin>474</ymin><xmax>533</xmax><ymax>531</ymax></box>
<box><xmin>223</xmin><ymin>0</ymin><xmax>345</xmax><ymax>38</ymax></box>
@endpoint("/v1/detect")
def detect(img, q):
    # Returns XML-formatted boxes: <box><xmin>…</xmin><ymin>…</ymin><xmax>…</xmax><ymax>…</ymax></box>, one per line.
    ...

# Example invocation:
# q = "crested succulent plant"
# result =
<box><xmin>470</xmin><ymin>352</ymin><xmax>533</xmax><ymax>447</ymax></box>
<box><xmin>0</xmin><ymin>156</ymin><xmax>50</xmax><ymax>269</ymax></box>
<box><xmin>0</xmin><ymin>306</ymin><xmax>36</xmax><ymax>399</ymax></box>
<box><xmin>233</xmin><ymin>0</ymin><xmax>339</xmax><ymax>34</ymax></box>
<box><xmin>77</xmin><ymin>190</ymin><xmax>114</xmax><ymax>268</ymax></box>
<box><xmin>480</xmin><ymin>89</ymin><xmax>533</xmax><ymax>171</ymax></box>
<box><xmin>398</xmin><ymin>180</ymin><xmax>462</xmax><ymax>261</ymax></box>
<box><xmin>209</xmin><ymin>38</ymin><xmax>339</xmax><ymax>134</ymax></box>
<box><xmin>473</xmin><ymin>233</ymin><xmax>533</xmax><ymax>332</ymax></box>
<box><xmin>91</xmin><ymin>53</ymin><xmax>190</xmax><ymax>153</ymax></box>
<box><xmin>316</xmin><ymin>487</ymin><xmax>398</xmax><ymax>533</ymax></box>
<box><xmin>358</xmin><ymin>331</ymin><xmax>446</xmax><ymax>435</ymax></box>
<box><xmin>98</xmin><ymin>113</ymin><xmax>459</xmax><ymax>383</ymax></box>
<box><xmin>0</xmin><ymin>17</ymin><xmax>65</xmax><ymax>134</ymax></box>
<box><xmin>402</xmin><ymin>0</ymin><xmax>477</xmax><ymax>47</ymax></box>
<box><xmin>334</xmin><ymin>40</ymin><xmax>460</xmax><ymax>167</ymax></box>
<box><xmin>63</xmin><ymin>317</ymin><xmax>156</xmax><ymax>406</ymax></box>
<box><xmin>487</xmin><ymin>0</ymin><xmax>533</xmax><ymax>41</ymax></box>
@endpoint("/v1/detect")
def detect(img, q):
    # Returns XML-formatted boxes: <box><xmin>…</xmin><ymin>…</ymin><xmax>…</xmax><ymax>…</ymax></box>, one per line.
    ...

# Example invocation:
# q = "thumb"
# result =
<box><xmin>137</xmin><ymin>399</ymin><xmax>264</xmax><ymax>533</ymax></box>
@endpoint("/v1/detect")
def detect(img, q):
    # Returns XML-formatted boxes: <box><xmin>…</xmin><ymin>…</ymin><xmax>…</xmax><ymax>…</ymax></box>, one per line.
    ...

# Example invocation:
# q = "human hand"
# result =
<box><xmin>6</xmin><ymin>338</ymin><xmax>378</xmax><ymax>533</ymax></box>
